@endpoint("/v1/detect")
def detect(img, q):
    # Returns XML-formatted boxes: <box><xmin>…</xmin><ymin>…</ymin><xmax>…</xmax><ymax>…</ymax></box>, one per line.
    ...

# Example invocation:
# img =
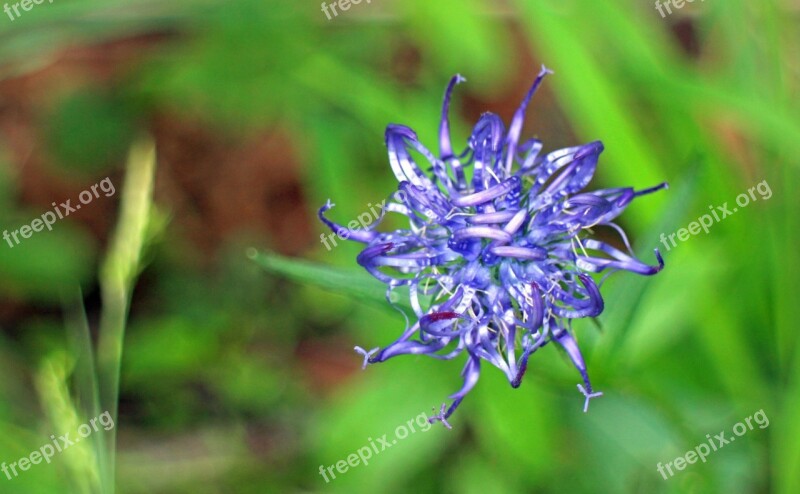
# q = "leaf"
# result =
<box><xmin>594</xmin><ymin>162</ymin><xmax>700</xmax><ymax>362</ymax></box>
<box><xmin>307</xmin><ymin>356</ymin><xmax>457</xmax><ymax>493</ymax></box>
<box><xmin>248</xmin><ymin>249</ymin><xmax>410</xmax><ymax>313</ymax></box>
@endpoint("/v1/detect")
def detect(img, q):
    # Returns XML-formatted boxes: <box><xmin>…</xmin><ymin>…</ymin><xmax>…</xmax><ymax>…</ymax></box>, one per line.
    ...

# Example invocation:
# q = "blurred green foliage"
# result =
<box><xmin>45</xmin><ymin>89</ymin><xmax>139</xmax><ymax>175</ymax></box>
<box><xmin>0</xmin><ymin>0</ymin><xmax>797</xmax><ymax>493</ymax></box>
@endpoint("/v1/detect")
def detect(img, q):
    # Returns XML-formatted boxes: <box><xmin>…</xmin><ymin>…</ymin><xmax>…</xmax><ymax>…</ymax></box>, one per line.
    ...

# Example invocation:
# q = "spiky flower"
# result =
<box><xmin>319</xmin><ymin>66</ymin><xmax>666</xmax><ymax>426</ymax></box>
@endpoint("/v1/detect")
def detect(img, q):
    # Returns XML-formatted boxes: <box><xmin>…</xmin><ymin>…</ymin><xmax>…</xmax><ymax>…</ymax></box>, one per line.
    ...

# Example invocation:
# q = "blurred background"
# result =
<box><xmin>0</xmin><ymin>0</ymin><xmax>797</xmax><ymax>492</ymax></box>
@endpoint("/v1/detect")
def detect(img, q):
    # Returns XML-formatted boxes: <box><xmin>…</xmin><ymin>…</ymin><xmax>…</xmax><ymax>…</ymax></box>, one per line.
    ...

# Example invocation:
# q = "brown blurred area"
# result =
<box><xmin>0</xmin><ymin>34</ymin><xmax>314</xmax><ymax>261</ymax></box>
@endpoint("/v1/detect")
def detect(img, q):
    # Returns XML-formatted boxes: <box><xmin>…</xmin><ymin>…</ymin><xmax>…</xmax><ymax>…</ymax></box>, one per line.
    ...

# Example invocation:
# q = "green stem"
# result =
<box><xmin>96</xmin><ymin>139</ymin><xmax>156</xmax><ymax>494</ymax></box>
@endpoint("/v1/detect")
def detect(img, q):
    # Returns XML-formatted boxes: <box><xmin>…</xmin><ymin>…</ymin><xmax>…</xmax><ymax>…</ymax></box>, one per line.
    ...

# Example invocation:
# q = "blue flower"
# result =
<box><xmin>319</xmin><ymin>66</ymin><xmax>666</xmax><ymax>426</ymax></box>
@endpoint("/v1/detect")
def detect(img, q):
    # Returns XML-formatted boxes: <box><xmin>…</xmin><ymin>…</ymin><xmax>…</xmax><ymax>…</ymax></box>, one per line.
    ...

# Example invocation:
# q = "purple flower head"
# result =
<box><xmin>319</xmin><ymin>66</ymin><xmax>666</xmax><ymax>426</ymax></box>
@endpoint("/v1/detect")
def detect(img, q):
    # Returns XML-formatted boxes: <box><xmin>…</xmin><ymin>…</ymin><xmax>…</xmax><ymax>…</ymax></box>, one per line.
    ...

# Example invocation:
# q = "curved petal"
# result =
<box><xmin>374</xmin><ymin>338</ymin><xmax>450</xmax><ymax>362</ymax></box>
<box><xmin>504</xmin><ymin>65</ymin><xmax>553</xmax><ymax>173</ymax></box>
<box><xmin>318</xmin><ymin>200</ymin><xmax>379</xmax><ymax>243</ymax></box>
<box><xmin>386</xmin><ymin>124</ymin><xmax>451</xmax><ymax>191</ymax></box>
<box><xmin>553</xmin><ymin>328</ymin><xmax>590</xmax><ymax>388</ymax></box>
<box><xmin>577</xmin><ymin>240</ymin><xmax>664</xmax><ymax>275</ymax></box>
<box><xmin>448</xmin><ymin>355</ymin><xmax>481</xmax><ymax>400</ymax></box>
<box><xmin>537</xmin><ymin>141</ymin><xmax>604</xmax><ymax>200</ymax></box>
<box><xmin>468</xmin><ymin>113</ymin><xmax>505</xmax><ymax>190</ymax></box>
<box><xmin>551</xmin><ymin>274</ymin><xmax>605</xmax><ymax>318</ymax></box>
<box><xmin>452</xmin><ymin>176</ymin><xmax>520</xmax><ymax>207</ymax></box>
<box><xmin>439</xmin><ymin>74</ymin><xmax>466</xmax><ymax>158</ymax></box>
